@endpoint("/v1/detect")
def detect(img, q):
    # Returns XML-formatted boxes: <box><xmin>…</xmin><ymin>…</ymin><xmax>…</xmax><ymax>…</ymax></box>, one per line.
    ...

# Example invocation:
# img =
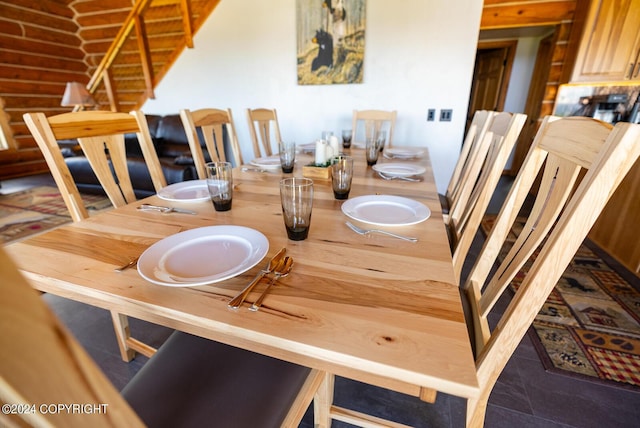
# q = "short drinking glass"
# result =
<box><xmin>280</xmin><ymin>178</ymin><xmax>314</xmax><ymax>241</ymax></box>
<box><xmin>331</xmin><ymin>156</ymin><xmax>354</xmax><ymax>200</ymax></box>
<box><xmin>206</xmin><ymin>161</ymin><xmax>233</xmax><ymax>211</ymax></box>
<box><xmin>341</xmin><ymin>129</ymin><xmax>352</xmax><ymax>148</ymax></box>
<box><xmin>279</xmin><ymin>141</ymin><xmax>296</xmax><ymax>173</ymax></box>
<box><xmin>365</xmin><ymin>136</ymin><xmax>379</xmax><ymax>166</ymax></box>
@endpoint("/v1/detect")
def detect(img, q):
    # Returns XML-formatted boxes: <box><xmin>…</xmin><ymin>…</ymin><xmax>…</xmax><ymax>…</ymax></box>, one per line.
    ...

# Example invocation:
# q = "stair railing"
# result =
<box><xmin>85</xmin><ymin>0</ymin><xmax>195</xmax><ymax>112</ymax></box>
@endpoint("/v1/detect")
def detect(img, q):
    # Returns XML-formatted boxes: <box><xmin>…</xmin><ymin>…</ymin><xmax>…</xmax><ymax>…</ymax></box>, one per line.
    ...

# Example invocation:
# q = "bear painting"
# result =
<box><xmin>296</xmin><ymin>0</ymin><xmax>365</xmax><ymax>85</ymax></box>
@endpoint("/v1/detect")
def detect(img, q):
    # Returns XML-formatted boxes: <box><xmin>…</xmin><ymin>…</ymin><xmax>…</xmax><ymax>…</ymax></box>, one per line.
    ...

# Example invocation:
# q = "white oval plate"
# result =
<box><xmin>250</xmin><ymin>156</ymin><xmax>281</xmax><ymax>170</ymax></box>
<box><xmin>157</xmin><ymin>180</ymin><xmax>210</xmax><ymax>202</ymax></box>
<box><xmin>341</xmin><ymin>195</ymin><xmax>431</xmax><ymax>226</ymax></box>
<box><xmin>384</xmin><ymin>148</ymin><xmax>425</xmax><ymax>159</ymax></box>
<box><xmin>298</xmin><ymin>143</ymin><xmax>316</xmax><ymax>154</ymax></box>
<box><xmin>138</xmin><ymin>226</ymin><xmax>269</xmax><ymax>287</ymax></box>
<box><xmin>372</xmin><ymin>163</ymin><xmax>426</xmax><ymax>177</ymax></box>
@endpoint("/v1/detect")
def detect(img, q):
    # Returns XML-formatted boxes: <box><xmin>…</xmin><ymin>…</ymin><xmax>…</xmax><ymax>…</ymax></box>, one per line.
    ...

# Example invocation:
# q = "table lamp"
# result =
<box><xmin>61</xmin><ymin>82</ymin><xmax>95</xmax><ymax>109</ymax></box>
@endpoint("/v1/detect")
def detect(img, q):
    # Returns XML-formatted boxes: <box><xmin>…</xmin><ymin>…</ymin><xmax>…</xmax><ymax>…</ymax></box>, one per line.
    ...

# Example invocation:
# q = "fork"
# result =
<box><xmin>377</xmin><ymin>172</ymin><xmax>421</xmax><ymax>182</ymax></box>
<box><xmin>346</xmin><ymin>221</ymin><xmax>418</xmax><ymax>242</ymax></box>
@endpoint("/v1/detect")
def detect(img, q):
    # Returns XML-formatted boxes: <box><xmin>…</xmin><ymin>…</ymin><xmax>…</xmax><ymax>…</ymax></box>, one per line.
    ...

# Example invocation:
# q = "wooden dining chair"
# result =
<box><xmin>180</xmin><ymin>108</ymin><xmax>244</xmax><ymax>179</ymax></box>
<box><xmin>351</xmin><ymin>109</ymin><xmax>397</xmax><ymax>148</ymax></box>
<box><xmin>246</xmin><ymin>107</ymin><xmax>282</xmax><ymax>158</ymax></box>
<box><xmin>440</xmin><ymin>110</ymin><xmax>496</xmax><ymax>220</ymax></box>
<box><xmin>23</xmin><ymin>110</ymin><xmax>166</xmax><ymax>221</ymax></box>
<box><xmin>0</xmin><ymin>246</ymin><xmax>324</xmax><ymax>428</ymax></box>
<box><xmin>313</xmin><ymin>116</ymin><xmax>640</xmax><ymax>428</ymax></box>
<box><xmin>447</xmin><ymin>111</ymin><xmax>527</xmax><ymax>280</ymax></box>
<box><xmin>23</xmin><ymin>110</ymin><xmax>168</xmax><ymax>362</ymax></box>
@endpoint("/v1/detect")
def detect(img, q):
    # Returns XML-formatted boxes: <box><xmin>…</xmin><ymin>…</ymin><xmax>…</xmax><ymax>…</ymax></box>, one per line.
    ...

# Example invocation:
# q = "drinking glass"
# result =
<box><xmin>206</xmin><ymin>161</ymin><xmax>233</xmax><ymax>211</ymax></box>
<box><xmin>341</xmin><ymin>129</ymin><xmax>352</xmax><ymax>148</ymax></box>
<box><xmin>365</xmin><ymin>136</ymin><xmax>379</xmax><ymax>166</ymax></box>
<box><xmin>280</xmin><ymin>178</ymin><xmax>314</xmax><ymax>241</ymax></box>
<box><xmin>278</xmin><ymin>141</ymin><xmax>296</xmax><ymax>173</ymax></box>
<box><xmin>331</xmin><ymin>156</ymin><xmax>354</xmax><ymax>200</ymax></box>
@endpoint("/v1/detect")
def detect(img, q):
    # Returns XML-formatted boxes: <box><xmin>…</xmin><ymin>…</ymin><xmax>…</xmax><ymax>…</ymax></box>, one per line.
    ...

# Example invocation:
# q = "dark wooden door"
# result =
<box><xmin>466</xmin><ymin>41</ymin><xmax>516</xmax><ymax>132</ymax></box>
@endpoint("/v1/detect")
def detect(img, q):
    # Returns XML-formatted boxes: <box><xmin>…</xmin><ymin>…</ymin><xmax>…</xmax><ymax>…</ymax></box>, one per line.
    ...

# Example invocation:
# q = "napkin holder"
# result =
<box><xmin>303</xmin><ymin>164</ymin><xmax>332</xmax><ymax>179</ymax></box>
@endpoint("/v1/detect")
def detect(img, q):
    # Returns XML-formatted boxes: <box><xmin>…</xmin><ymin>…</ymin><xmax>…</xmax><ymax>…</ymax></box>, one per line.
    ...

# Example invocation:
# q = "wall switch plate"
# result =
<box><xmin>427</xmin><ymin>109</ymin><xmax>435</xmax><ymax>121</ymax></box>
<box><xmin>440</xmin><ymin>109</ymin><xmax>452</xmax><ymax>121</ymax></box>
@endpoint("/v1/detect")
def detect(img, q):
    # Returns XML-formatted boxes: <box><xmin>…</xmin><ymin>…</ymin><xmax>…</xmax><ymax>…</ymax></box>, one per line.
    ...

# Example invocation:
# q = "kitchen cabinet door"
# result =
<box><xmin>571</xmin><ymin>0</ymin><xmax>640</xmax><ymax>82</ymax></box>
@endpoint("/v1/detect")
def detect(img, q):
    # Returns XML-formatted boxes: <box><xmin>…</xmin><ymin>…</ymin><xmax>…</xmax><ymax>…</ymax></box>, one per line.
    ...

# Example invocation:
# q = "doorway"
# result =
<box><xmin>466</xmin><ymin>41</ymin><xmax>517</xmax><ymax>132</ymax></box>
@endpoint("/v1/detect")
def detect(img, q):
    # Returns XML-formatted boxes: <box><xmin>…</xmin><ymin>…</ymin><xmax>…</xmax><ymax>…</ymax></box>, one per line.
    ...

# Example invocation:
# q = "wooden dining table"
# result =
<box><xmin>3</xmin><ymin>146</ymin><xmax>479</xmax><ymax>409</ymax></box>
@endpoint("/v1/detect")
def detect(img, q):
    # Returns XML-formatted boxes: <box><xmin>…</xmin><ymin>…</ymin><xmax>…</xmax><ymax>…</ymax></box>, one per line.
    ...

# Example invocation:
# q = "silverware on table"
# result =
<box><xmin>228</xmin><ymin>247</ymin><xmax>286</xmax><ymax>309</ymax></box>
<box><xmin>249</xmin><ymin>256</ymin><xmax>293</xmax><ymax>311</ymax></box>
<box><xmin>346</xmin><ymin>221</ymin><xmax>418</xmax><ymax>243</ymax></box>
<box><xmin>241</xmin><ymin>167</ymin><xmax>270</xmax><ymax>173</ymax></box>
<box><xmin>137</xmin><ymin>204</ymin><xmax>197</xmax><ymax>215</ymax></box>
<box><xmin>377</xmin><ymin>172</ymin><xmax>422</xmax><ymax>182</ymax></box>
<box><xmin>114</xmin><ymin>256</ymin><xmax>139</xmax><ymax>272</ymax></box>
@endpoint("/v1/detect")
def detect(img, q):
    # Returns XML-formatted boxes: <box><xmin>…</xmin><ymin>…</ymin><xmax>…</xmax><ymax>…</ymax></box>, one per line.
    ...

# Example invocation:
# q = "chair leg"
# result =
<box><xmin>465</xmin><ymin>387</ymin><xmax>490</xmax><ymax>428</ymax></box>
<box><xmin>110</xmin><ymin>311</ymin><xmax>157</xmax><ymax>362</ymax></box>
<box><xmin>314</xmin><ymin>372</ymin><xmax>335</xmax><ymax>428</ymax></box>
<box><xmin>281</xmin><ymin>369</ymin><xmax>326</xmax><ymax>427</ymax></box>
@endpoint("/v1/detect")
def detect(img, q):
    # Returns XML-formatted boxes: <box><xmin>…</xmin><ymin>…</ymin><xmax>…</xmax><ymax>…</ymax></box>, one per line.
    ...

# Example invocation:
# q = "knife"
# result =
<box><xmin>137</xmin><ymin>204</ymin><xmax>197</xmax><ymax>215</ymax></box>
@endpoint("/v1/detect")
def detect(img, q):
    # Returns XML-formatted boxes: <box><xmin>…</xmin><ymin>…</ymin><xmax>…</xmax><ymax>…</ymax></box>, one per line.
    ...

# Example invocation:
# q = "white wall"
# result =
<box><xmin>144</xmin><ymin>0</ymin><xmax>483</xmax><ymax>192</ymax></box>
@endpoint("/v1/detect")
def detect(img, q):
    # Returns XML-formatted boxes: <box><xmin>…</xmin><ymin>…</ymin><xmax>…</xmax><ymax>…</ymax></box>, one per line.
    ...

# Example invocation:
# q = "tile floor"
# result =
<box><xmin>3</xmin><ymin>173</ymin><xmax>640</xmax><ymax>427</ymax></box>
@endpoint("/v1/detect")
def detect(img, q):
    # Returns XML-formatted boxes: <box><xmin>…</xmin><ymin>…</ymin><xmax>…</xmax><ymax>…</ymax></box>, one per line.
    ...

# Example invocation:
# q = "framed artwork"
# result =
<box><xmin>296</xmin><ymin>0</ymin><xmax>366</xmax><ymax>85</ymax></box>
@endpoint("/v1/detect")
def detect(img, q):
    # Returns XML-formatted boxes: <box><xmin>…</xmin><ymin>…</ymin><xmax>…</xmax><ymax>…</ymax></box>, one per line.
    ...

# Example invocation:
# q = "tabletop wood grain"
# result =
<box><xmin>4</xmin><ymin>147</ymin><xmax>479</xmax><ymax>400</ymax></box>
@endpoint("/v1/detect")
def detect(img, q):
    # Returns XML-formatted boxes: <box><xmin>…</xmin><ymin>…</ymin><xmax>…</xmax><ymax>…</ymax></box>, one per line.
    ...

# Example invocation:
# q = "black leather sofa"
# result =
<box><xmin>62</xmin><ymin>114</ymin><xmax>204</xmax><ymax>198</ymax></box>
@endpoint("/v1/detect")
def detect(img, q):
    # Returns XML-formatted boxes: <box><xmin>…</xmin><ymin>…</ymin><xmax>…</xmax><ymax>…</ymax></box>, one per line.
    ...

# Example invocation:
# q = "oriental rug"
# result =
<box><xmin>0</xmin><ymin>186</ymin><xmax>112</xmax><ymax>244</ymax></box>
<box><xmin>481</xmin><ymin>216</ymin><xmax>640</xmax><ymax>390</ymax></box>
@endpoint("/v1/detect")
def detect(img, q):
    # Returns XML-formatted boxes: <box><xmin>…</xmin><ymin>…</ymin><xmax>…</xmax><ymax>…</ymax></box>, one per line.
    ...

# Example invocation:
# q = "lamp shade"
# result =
<box><xmin>61</xmin><ymin>82</ymin><xmax>95</xmax><ymax>107</ymax></box>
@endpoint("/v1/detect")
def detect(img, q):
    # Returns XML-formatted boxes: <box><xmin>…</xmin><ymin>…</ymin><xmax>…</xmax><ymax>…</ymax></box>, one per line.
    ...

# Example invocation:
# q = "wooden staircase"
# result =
<box><xmin>0</xmin><ymin>0</ymin><xmax>220</xmax><ymax>179</ymax></box>
<box><xmin>86</xmin><ymin>0</ymin><xmax>220</xmax><ymax>112</ymax></box>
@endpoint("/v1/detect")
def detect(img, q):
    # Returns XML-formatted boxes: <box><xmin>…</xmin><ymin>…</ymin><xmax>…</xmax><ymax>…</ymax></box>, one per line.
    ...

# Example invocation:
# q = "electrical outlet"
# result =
<box><xmin>427</xmin><ymin>109</ymin><xmax>435</xmax><ymax>121</ymax></box>
<box><xmin>440</xmin><ymin>109</ymin><xmax>452</xmax><ymax>122</ymax></box>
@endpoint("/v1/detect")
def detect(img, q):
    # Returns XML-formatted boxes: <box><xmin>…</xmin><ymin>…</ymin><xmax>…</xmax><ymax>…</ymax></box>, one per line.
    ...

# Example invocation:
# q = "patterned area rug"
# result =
<box><xmin>0</xmin><ymin>186</ymin><xmax>112</xmax><ymax>244</ymax></box>
<box><xmin>482</xmin><ymin>216</ymin><xmax>640</xmax><ymax>390</ymax></box>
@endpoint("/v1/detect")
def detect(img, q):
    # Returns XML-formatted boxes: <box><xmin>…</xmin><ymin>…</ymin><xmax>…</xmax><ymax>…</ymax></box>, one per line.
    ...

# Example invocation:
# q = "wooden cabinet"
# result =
<box><xmin>589</xmin><ymin>159</ymin><xmax>640</xmax><ymax>274</ymax></box>
<box><xmin>571</xmin><ymin>0</ymin><xmax>640</xmax><ymax>83</ymax></box>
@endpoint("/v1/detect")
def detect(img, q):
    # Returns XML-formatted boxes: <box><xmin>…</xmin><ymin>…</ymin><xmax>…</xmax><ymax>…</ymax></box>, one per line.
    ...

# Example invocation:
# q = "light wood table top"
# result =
<box><xmin>4</xmin><ymin>147</ymin><xmax>479</xmax><ymax>400</ymax></box>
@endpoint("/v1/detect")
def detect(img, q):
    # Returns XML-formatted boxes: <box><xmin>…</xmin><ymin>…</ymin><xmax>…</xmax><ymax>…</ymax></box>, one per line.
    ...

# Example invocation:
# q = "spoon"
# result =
<box><xmin>249</xmin><ymin>256</ymin><xmax>293</xmax><ymax>311</ymax></box>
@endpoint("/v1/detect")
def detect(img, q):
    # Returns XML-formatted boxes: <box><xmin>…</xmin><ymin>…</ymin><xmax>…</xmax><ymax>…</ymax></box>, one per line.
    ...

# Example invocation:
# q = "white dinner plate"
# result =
<box><xmin>341</xmin><ymin>195</ymin><xmax>431</xmax><ymax>226</ymax></box>
<box><xmin>298</xmin><ymin>143</ymin><xmax>316</xmax><ymax>154</ymax></box>
<box><xmin>157</xmin><ymin>180</ymin><xmax>210</xmax><ymax>202</ymax></box>
<box><xmin>384</xmin><ymin>148</ymin><xmax>425</xmax><ymax>159</ymax></box>
<box><xmin>138</xmin><ymin>226</ymin><xmax>269</xmax><ymax>287</ymax></box>
<box><xmin>372</xmin><ymin>163</ymin><xmax>426</xmax><ymax>177</ymax></box>
<box><xmin>250</xmin><ymin>156</ymin><xmax>282</xmax><ymax>170</ymax></box>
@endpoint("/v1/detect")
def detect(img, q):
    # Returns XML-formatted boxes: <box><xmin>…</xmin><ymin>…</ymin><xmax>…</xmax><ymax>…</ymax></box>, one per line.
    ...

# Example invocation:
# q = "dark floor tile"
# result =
<box><xmin>488</xmin><ymin>358</ymin><xmax>533</xmax><ymax>415</ymax></box>
<box><xmin>330</xmin><ymin>377</ymin><xmax>454</xmax><ymax>428</ymax></box>
<box><xmin>484</xmin><ymin>405</ymin><xmax>572</xmax><ymax>428</ymax></box>
<box><xmin>517</xmin><ymin>357</ymin><xmax>640</xmax><ymax>428</ymax></box>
